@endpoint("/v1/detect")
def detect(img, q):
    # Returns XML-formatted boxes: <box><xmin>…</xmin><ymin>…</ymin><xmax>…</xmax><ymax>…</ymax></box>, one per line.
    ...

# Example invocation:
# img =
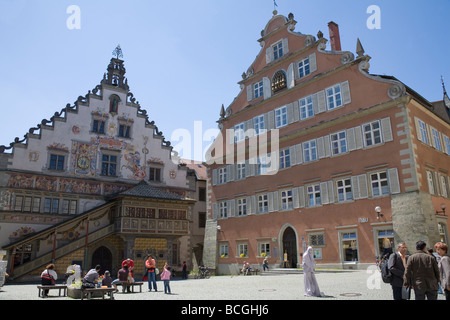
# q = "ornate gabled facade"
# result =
<box><xmin>0</xmin><ymin>49</ymin><xmax>200</xmax><ymax>280</ymax></box>
<box><xmin>204</xmin><ymin>12</ymin><xmax>450</xmax><ymax>274</ymax></box>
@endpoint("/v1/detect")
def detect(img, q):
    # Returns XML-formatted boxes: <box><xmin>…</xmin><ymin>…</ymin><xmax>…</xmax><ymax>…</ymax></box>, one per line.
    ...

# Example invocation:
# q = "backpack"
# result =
<box><xmin>380</xmin><ymin>253</ymin><xmax>396</xmax><ymax>284</ymax></box>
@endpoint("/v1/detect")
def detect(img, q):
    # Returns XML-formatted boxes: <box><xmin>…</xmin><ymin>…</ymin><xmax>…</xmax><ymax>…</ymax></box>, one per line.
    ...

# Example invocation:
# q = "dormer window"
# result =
<box><xmin>273</xmin><ymin>41</ymin><xmax>284</xmax><ymax>60</ymax></box>
<box><xmin>254</xmin><ymin>81</ymin><xmax>264</xmax><ymax>98</ymax></box>
<box><xmin>271</xmin><ymin>70</ymin><xmax>287</xmax><ymax>93</ymax></box>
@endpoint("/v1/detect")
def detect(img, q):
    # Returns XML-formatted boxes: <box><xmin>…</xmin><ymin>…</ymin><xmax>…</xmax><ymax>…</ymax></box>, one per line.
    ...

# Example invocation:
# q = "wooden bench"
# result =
<box><xmin>241</xmin><ymin>268</ymin><xmax>260</xmax><ymax>276</ymax></box>
<box><xmin>81</xmin><ymin>287</ymin><xmax>115</xmax><ymax>300</ymax></box>
<box><xmin>37</xmin><ymin>285</ymin><xmax>68</xmax><ymax>297</ymax></box>
<box><xmin>116</xmin><ymin>281</ymin><xmax>144</xmax><ymax>293</ymax></box>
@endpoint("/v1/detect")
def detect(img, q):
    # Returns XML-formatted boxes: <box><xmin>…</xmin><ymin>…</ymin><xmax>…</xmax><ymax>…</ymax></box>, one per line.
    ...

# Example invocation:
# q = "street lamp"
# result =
<box><xmin>375</xmin><ymin>206</ymin><xmax>383</xmax><ymax>219</ymax></box>
<box><xmin>436</xmin><ymin>203</ymin><xmax>447</xmax><ymax>215</ymax></box>
<box><xmin>217</xmin><ymin>225</ymin><xmax>222</xmax><ymax>231</ymax></box>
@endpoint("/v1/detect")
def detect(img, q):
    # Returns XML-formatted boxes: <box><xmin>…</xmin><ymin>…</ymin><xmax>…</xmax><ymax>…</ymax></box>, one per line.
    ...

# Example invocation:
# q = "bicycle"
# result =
<box><xmin>196</xmin><ymin>266</ymin><xmax>210</xmax><ymax>279</ymax></box>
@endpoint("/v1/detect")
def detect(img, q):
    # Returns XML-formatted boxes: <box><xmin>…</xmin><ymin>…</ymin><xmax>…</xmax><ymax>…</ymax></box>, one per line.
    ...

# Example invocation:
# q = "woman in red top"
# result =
<box><xmin>145</xmin><ymin>255</ymin><xmax>157</xmax><ymax>292</ymax></box>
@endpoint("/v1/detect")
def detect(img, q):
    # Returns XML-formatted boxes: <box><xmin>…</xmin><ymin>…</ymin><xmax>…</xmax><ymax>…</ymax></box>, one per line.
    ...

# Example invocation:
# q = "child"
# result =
<box><xmin>102</xmin><ymin>270</ymin><xmax>113</xmax><ymax>287</ymax></box>
<box><xmin>160</xmin><ymin>263</ymin><xmax>171</xmax><ymax>294</ymax></box>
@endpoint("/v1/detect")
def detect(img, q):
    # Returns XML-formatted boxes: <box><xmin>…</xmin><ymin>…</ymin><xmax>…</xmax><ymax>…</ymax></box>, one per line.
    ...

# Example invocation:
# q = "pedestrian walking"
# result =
<box><xmin>434</xmin><ymin>242</ymin><xmax>450</xmax><ymax>300</ymax></box>
<box><xmin>262</xmin><ymin>256</ymin><xmax>269</xmax><ymax>271</ymax></box>
<box><xmin>145</xmin><ymin>255</ymin><xmax>158</xmax><ymax>291</ymax></box>
<box><xmin>302</xmin><ymin>246</ymin><xmax>322</xmax><ymax>297</ymax></box>
<box><xmin>160</xmin><ymin>263</ymin><xmax>172</xmax><ymax>294</ymax></box>
<box><xmin>403</xmin><ymin>241</ymin><xmax>440</xmax><ymax>300</ymax></box>
<box><xmin>388</xmin><ymin>242</ymin><xmax>409</xmax><ymax>300</ymax></box>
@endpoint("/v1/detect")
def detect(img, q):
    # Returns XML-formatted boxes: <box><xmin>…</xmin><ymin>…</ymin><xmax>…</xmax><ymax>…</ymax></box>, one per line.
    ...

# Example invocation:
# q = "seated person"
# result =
<box><xmin>112</xmin><ymin>265</ymin><xmax>129</xmax><ymax>292</ymax></box>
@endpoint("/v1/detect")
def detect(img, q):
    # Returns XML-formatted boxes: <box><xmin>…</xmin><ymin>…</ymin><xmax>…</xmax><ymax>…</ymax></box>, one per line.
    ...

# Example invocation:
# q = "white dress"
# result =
<box><xmin>302</xmin><ymin>246</ymin><xmax>322</xmax><ymax>297</ymax></box>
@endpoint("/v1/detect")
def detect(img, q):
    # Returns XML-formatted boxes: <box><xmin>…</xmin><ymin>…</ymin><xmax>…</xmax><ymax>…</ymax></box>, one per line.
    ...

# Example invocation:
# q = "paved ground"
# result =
<box><xmin>0</xmin><ymin>268</ymin><xmax>446</xmax><ymax>301</ymax></box>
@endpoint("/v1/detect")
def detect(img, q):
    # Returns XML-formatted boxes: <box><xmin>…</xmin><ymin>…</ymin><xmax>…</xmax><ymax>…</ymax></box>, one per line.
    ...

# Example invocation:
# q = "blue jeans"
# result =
<box><xmin>163</xmin><ymin>280</ymin><xmax>171</xmax><ymax>294</ymax></box>
<box><xmin>147</xmin><ymin>271</ymin><xmax>157</xmax><ymax>291</ymax></box>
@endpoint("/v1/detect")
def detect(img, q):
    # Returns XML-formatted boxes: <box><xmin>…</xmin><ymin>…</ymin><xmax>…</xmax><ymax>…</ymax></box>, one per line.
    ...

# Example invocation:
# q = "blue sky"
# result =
<box><xmin>0</xmin><ymin>0</ymin><xmax>449</xmax><ymax>161</ymax></box>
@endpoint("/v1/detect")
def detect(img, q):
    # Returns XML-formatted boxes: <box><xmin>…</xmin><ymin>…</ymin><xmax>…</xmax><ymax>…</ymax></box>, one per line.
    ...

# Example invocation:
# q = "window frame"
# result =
<box><xmin>299</xmin><ymin>95</ymin><xmax>314</xmax><ymax>120</ymax></box>
<box><xmin>330</xmin><ymin>131</ymin><xmax>347</xmax><ymax>156</ymax></box>
<box><xmin>303</xmin><ymin>139</ymin><xmax>318</xmax><ymax>163</ymax></box>
<box><xmin>307</xmin><ymin>184</ymin><xmax>321</xmax><ymax>207</ymax></box>
<box><xmin>298</xmin><ymin>57</ymin><xmax>311</xmax><ymax>78</ymax></box>
<box><xmin>275</xmin><ymin>106</ymin><xmax>288</xmax><ymax>128</ymax></box>
<box><xmin>325</xmin><ymin>84</ymin><xmax>343</xmax><ymax>110</ymax></box>
<box><xmin>362</xmin><ymin>120</ymin><xmax>382</xmax><ymax>147</ymax></box>
<box><xmin>370</xmin><ymin>171</ymin><xmax>389</xmax><ymax>197</ymax></box>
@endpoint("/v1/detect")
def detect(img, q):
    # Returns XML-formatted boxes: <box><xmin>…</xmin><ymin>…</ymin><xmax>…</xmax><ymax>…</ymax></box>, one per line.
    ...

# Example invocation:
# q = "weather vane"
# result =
<box><xmin>112</xmin><ymin>44</ymin><xmax>123</xmax><ymax>59</ymax></box>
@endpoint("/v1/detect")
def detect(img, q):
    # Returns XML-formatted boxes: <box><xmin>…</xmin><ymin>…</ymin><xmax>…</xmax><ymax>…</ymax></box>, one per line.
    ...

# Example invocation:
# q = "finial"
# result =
<box><xmin>356</xmin><ymin>38</ymin><xmax>365</xmax><ymax>57</ymax></box>
<box><xmin>273</xmin><ymin>0</ymin><xmax>278</xmax><ymax>15</ymax></box>
<box><xmin>112</xmin><ymin>44</ymin><xmax>123</xmax><ymax>59</ymax></box>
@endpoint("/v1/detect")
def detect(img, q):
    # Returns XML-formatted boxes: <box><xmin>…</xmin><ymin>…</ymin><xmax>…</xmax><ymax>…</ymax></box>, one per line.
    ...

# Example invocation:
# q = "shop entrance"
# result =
<box><xmin>282</xmin><ymin>227</ymin><xmax>298</xmax><ymax>268</ymax></box>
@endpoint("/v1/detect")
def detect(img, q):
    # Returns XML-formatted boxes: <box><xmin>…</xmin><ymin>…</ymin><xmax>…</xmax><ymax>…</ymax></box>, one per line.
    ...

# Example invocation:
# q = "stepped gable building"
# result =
<box><xmin>0</xmin><ymin>48</ymin><xmax>200</xmax><ymax>280</ymax></box>
<box><xmin>204</xmin><ymin>11</ymin><xmax>450</xmax><ymax>274</ymax></box>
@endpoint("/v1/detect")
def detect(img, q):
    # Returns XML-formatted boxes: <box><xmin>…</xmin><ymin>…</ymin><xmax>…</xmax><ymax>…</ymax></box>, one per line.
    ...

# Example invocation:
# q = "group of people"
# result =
<box><xmin>387</xmin><ymin>240</ymin><xmax>450</xmax><ymax>300</ymax></box>
<box><xmin>41</xmin><ymin>256</ymin><xmax>176</xmax><ymax>296</ymax></box>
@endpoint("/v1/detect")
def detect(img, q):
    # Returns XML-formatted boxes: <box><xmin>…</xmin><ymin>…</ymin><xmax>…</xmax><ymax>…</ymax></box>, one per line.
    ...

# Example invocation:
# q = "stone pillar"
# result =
<box><xmin>391</xmin><ymin>191</ymin><xmax>440</xmax><ymax>253</ymax></box>
<box><xmin>202</xmin><ymin>219</ymin><xmax>218</xmax><ymax>273</ymax></box>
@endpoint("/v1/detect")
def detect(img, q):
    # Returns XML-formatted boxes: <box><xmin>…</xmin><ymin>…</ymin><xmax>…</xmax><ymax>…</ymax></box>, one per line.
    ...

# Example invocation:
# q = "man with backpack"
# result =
<box><xmin>388</xmin><ymin>242</ymin><xmax>409</xmax><ymax>300</ymax></box>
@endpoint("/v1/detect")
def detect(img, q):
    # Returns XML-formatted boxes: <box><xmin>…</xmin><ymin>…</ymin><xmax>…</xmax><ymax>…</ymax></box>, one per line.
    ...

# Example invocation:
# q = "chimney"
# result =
<box><xmin>328</xmin><ymin>21</ymin><xmax>341</xmax><ymax>51</ymax></box>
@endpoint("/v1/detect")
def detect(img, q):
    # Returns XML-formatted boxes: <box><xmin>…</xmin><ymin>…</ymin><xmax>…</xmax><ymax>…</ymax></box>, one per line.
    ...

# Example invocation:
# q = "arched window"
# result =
<box><xmin>272</xmin><ymin>70</ymin><xmax>287</xmax><ymax>93</ymax></box>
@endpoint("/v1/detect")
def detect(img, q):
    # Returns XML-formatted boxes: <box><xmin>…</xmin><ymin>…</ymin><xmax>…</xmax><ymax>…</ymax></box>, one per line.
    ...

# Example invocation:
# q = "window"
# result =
<box><xmin>307</xmin><ymin>184</ymin><xmax>321</xmax><ymax>207</ymax></box>
<box><xmin>431</xmin><ymin>128</ymin><xmax>442</xmax><ymax>151</ymax></box>
<box><xmin>118</xmin><ymin>124</ymin><xmax>131</xmax><ymax>138</ymax></box>
<box><xmin>258</xmin><ymin>242</ymin><xmax>271</xmax><ymax>256</ymax></box>
<box><xmin>371</xmin><ymin>172</ymin><xmax>389</xmax><ymax>197</ymax></box>
<box><xmin>199</xmin><ymin>187</ymin><xmax>206</xmax><ymax>201</ymax></box>
<box><xmin>275</xmin><ymin>106</ymin><xmax>287</xmax><ymax>128</ymax></box>
<box><xmin>309</xmin><ymin>233</ymin><xmax>325</xmax><ymax>246</ymax></box>
<box><xmin>273</xmin><ymin>41</ymin><xmax>283</xmax><ymax>60</ymax></box>
<box><xmin>92</xmin><ymin>119</ymin><xmax>105</xmax><ymax>134</ymax></box>
<box><xmin>444</xmin><ymin>135</ymin><xmax>450</xmax><ymax>155</ymax></box>
<box><xmin>198</xmin><ymin>212</ymin><xmax>206</xmax><ymax>228</ymax></box>
<box><xmin>218</xmin><ymin>167</ymin><xmax>227</xmax><ymax>184</ymax></box>
<box><xmin>101</xmin><ymin>154</ymin><xmax>118</xmax><ymax>176</ymax></box>
<box><xmin>418</xmin><ymin>120</ymin><xmax>429</xmax><ymax>144</ymax></box>
<box><xmin>49</xmin><ymin>154</ymin><xmax>65</xmax><ymax>171</ymax></box>
<box><xmin>236</xmin><ymin>162</ymin><xmax>246</xmax><ymax>180</ymax></box>
<box><xmin>279</xmin><ymin>148</ymin><xmax>290</xmax><ymax>169</ymax></box>
<box><xmin>299</xmin><ymin>95</ymin><xmax>314</xmax><ymax>120</ymax></box>
<box><xmin>427</xmin><ymin>171</ymin><xmax>435</xmax><ymax>195</ymax></box>
<box><xmin>234</xmin><ymin>122</ymin><xmax>245</xmax><ymax>143</ymax></box>
<box><xmin>149</xmin><ymin>167</ymin><xmax>161</xmax><ymax>182</ymax></box>
<box><xmin>258</xmin><ymin>194</ymin><xmax>268</xmax><ymax>214</ymax></box>
<box><xmin>330</xmin><ymin>131</ymin><xmax>347</xmax><ymax>155</ymax></box>
<box><xmin>303</xmin><ymin>139</ymin><xmax>317</xmax><ymax>162</ymax></box>
<box><xmin>337</xmin><ymin>179</ymin><xmax>353</xmax><ymax>202</ymax></box>
<box><xmin>62</xmin><ymin>199</ymin><xmax>77</xmax><ymax>214</ymax></box>
<box><xmin>326</xmin><ymin>84</ymin><xmax>342</xmax><ymax>110</ymax></box>
<box><xmin>281</xmin><ymin>190</ymin><xmax>293</xmax><ymax>210</ymax></box>
<box><xmin>13</xmin><ymin>244</ymin><xmax>32</xmax><ymax>267</ymax></box>
<box><xmin>298</xmin><ymin>57</ymin><xmax>310</xmax><ymax>78</ymax></box>
<box><xmin>237</xmin><ymin>198</ymin><xmax>247</xmax><ymax>216</ymax></box>
<box><xmin>272</xmin><ymin>70</ymin><xmax>287</xmax><ymax>93</ymax></box>
<box><xmin>440</xmin><ymin>175</ymin><xmax>449</xmax><ymax>198</ymax></box>
<box><xmin>254</xmin><ymin>81</ymin><xmax>264</xmax><ymax>98</ymax></box>
<box><xmin>341</xmin><ymin>232</ymin><xmax>359</xmax><ymax>262</ymax></box>
<box><xmin>219</xmin><ymin>201</ymin><xmax>228</xmax><ymax>218</ymax></box>
<box><xmin>254</xmin><ymin>115</ymin><xmax>265</xmax><ymax>135</ymax></box>
<box><xmin>238</xmin><ymin>243</ymin><xmax>248</xmax><ymax>258</ymax></box>
<box><xmin>257</xmin><ymin>156</ymin><xmax>268</xmax><ymax>175</ymax></box>
<box><xmin>44</xmin><ymin>198</ymin><xmax>59</xmax><ymax>214</ymax></box>
<box><xmin>219</xmin><ymin>244</ymin><xmax>229</xmax><ymax>258</ymax></box>
<box><xmin>363</xmin><ymin>120</ymin><xmax>382</xmax><ymax>147</ymax></box>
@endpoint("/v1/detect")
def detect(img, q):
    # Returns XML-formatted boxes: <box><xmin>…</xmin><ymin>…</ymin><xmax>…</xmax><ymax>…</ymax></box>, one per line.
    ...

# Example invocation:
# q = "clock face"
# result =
<box><xmin>77</xmin><ymin>156</ymin><xmax>90</xmax><ymax>169</ymax></box>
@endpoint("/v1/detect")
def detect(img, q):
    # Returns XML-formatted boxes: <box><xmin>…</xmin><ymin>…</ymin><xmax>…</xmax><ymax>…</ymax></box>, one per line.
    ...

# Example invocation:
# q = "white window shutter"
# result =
<box><xmin>309</xmin><ymin>53</ymin><xmax>317</xmax><ymax>73</ymax></box>
<box><xmin>323</xmin><ymin>135</ymin><xmax>331</xmax><ymax>158</ymax></box>
<box><xmin>292</xmin><ymin>187</ymin><xmax>300</xmax><ymax>208</ymax></box>
<box><xmin>317</xmin><ymin>137</ymin><xmax>325</xmax><ymax>159</ymax></box>
<box><xmin>341</xmin><ymin>81</ymin><xmax>351</xmax><ymax>105</ymax></box>
<box><xmin>354</xmin><ymin>126</ymin><xmax>363</xmax><ymax>149</ymax></box>
<box><xmin>381</xmin><ymin>117</ymin><xmax>393</xmax><ymax>142</ymax></box>
<box><xmin>289</xmin><ymin>145</ymin><xmax>297</xmax><ymax>166</ymax></box>
<box><xmin>227</xmin><ymin>199</ymin><xmax>235</xmax><ymax>217</ymax></box>
<box><xmin>358</xmin><ymin>174</ymin><xmax>368</xmax><ymax>198</ymax></box>
<box><xmin>388</xmin><ymin>168</ymin><xmax>401</xmax><ymax>194</ymax></box>
<box><xmin>292</xmin><ymin>100</ymin><xmax>300</xmax><ymax>122</ymax></box>
<box><xmin>316</xmin><ymin>90</ymin><xmax>327</xmax><ymax>113</ymax></box>
<box><xmin>352</xmin><ymin>176</ymin><xmax>360</xmax><ymax>200</ymax></box>
<box><xmin>295</xmin><ymin>143</ymin><xmax>303</xmax><ymax>164</ymax></box>
<box><xmin>327</xmin><ymin>181</ymin><xmax>335</xmax><ymax>203</ymax></box>
<box><xmin>263</xmin><ymin>77</ymin><xmax>271</xmax><ymax>100</ymax></box>
<box><xmin>298</xmin><ymin>186</ymin><xmax>305</xmax><ymax>208</ymax></box>
<box><xmin>287</xmin><ymin>103</ymin><xmax>294</xmax><ymax>124</ymax></box>
<box><xmin>245</xmin><ymin>119</ymin><xmax>254</xmax><ymax>138</ymax></box>
<box><xmin>268</xmin><ymin>192</ymin><xmax>275</xmax><ymax>212</ymax></box>
<box><xmin>212</xmin><ymin>169</ymin><xmax>218</xmax><ymax>186</ymax></box>
<box><xmin>287</xmin><ymin>63</ymin><xmax>295</xmax><ymax>89</ymax></box>
<box><xmin>267</xmin><ymin>110</ymin><xmax>275</xmax><ymax>130</ymax></box>
<box><xmin>282</xmin><ymin>38</ymin><xmax>289</xmax><ymax>55</ymax></box>
<box><xmin>266</xmin><ymin>47</ymin><xmax>273</xmax><ymax>64</ymax></box>
<box><xmin>247</xmin><ymin>85</ymin><xmax>253</xmax><ymax>102</ymax></box>
<box><xmin>347</xmin><ymin>128</ymin><xmax>356</xmax><ymax>151</ymax></box>
<box><xmin>227</xmin><ymin>164</ymin><xmax>235</xmax><ymax>182</ymax></box>
<box><xmin>212</xmin><ymin>203</ymin><xmax>218</xmax><ymax>220</ymax></box>
<box><xmin>320</xmin><ymin>182</ymin><xmax>329</xmax><ymax>204</ymax></box>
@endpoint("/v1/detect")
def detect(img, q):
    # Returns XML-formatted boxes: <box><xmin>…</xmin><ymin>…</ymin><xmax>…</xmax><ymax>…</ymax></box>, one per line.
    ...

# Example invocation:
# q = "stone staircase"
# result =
<box><xmin>260</xmin><ymin>268</ymin><xmax>303</xmax><ymax>276</ymax></box>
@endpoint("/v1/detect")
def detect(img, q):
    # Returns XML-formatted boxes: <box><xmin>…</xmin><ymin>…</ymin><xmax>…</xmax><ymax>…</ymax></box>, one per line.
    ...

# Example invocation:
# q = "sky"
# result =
<box><xmin>0</xmin><ymin>0</ymin><xmax>449</xmax><ymax>161</ymax></box>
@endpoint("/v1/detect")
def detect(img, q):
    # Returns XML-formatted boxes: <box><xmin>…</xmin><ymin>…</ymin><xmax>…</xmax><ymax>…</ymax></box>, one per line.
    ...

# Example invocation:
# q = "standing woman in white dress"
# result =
<box><xmin>302</xmin><ymin>246</ymin><xmax>322</xmax><ymax>297</ymax></box>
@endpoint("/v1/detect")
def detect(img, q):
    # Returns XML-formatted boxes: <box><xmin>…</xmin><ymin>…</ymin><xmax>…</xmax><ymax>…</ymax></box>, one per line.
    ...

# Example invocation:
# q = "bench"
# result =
<box><xmin>37</xmin><ymin>285</ymin><xmax>68</xmax><ymax>297</ymax></box>
<box><xmin>116</xmin><ymin>281</ymin><xmax>144</xmax><ymax>293</ymax></box>
<box><xmin>81</xmin><ymin>287</ymin><xmax>115</xmax><ymax>300</ymax></box>
<box><xmin>240</xmin><ymin>268</ymin><xmax>260</xmax><ymax>276</ymax></box>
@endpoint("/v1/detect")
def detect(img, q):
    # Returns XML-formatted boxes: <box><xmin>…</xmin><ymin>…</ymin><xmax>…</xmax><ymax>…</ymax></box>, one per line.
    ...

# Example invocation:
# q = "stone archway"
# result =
<box><xmin>281</xmin><ymin>226</ymin><xmax>298</xmax><ymax>268</ymax></box>
<box><xmin>91</xmin><ymin>246</ymin><xmax>112</xmax><ymax>275</ymax></box>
